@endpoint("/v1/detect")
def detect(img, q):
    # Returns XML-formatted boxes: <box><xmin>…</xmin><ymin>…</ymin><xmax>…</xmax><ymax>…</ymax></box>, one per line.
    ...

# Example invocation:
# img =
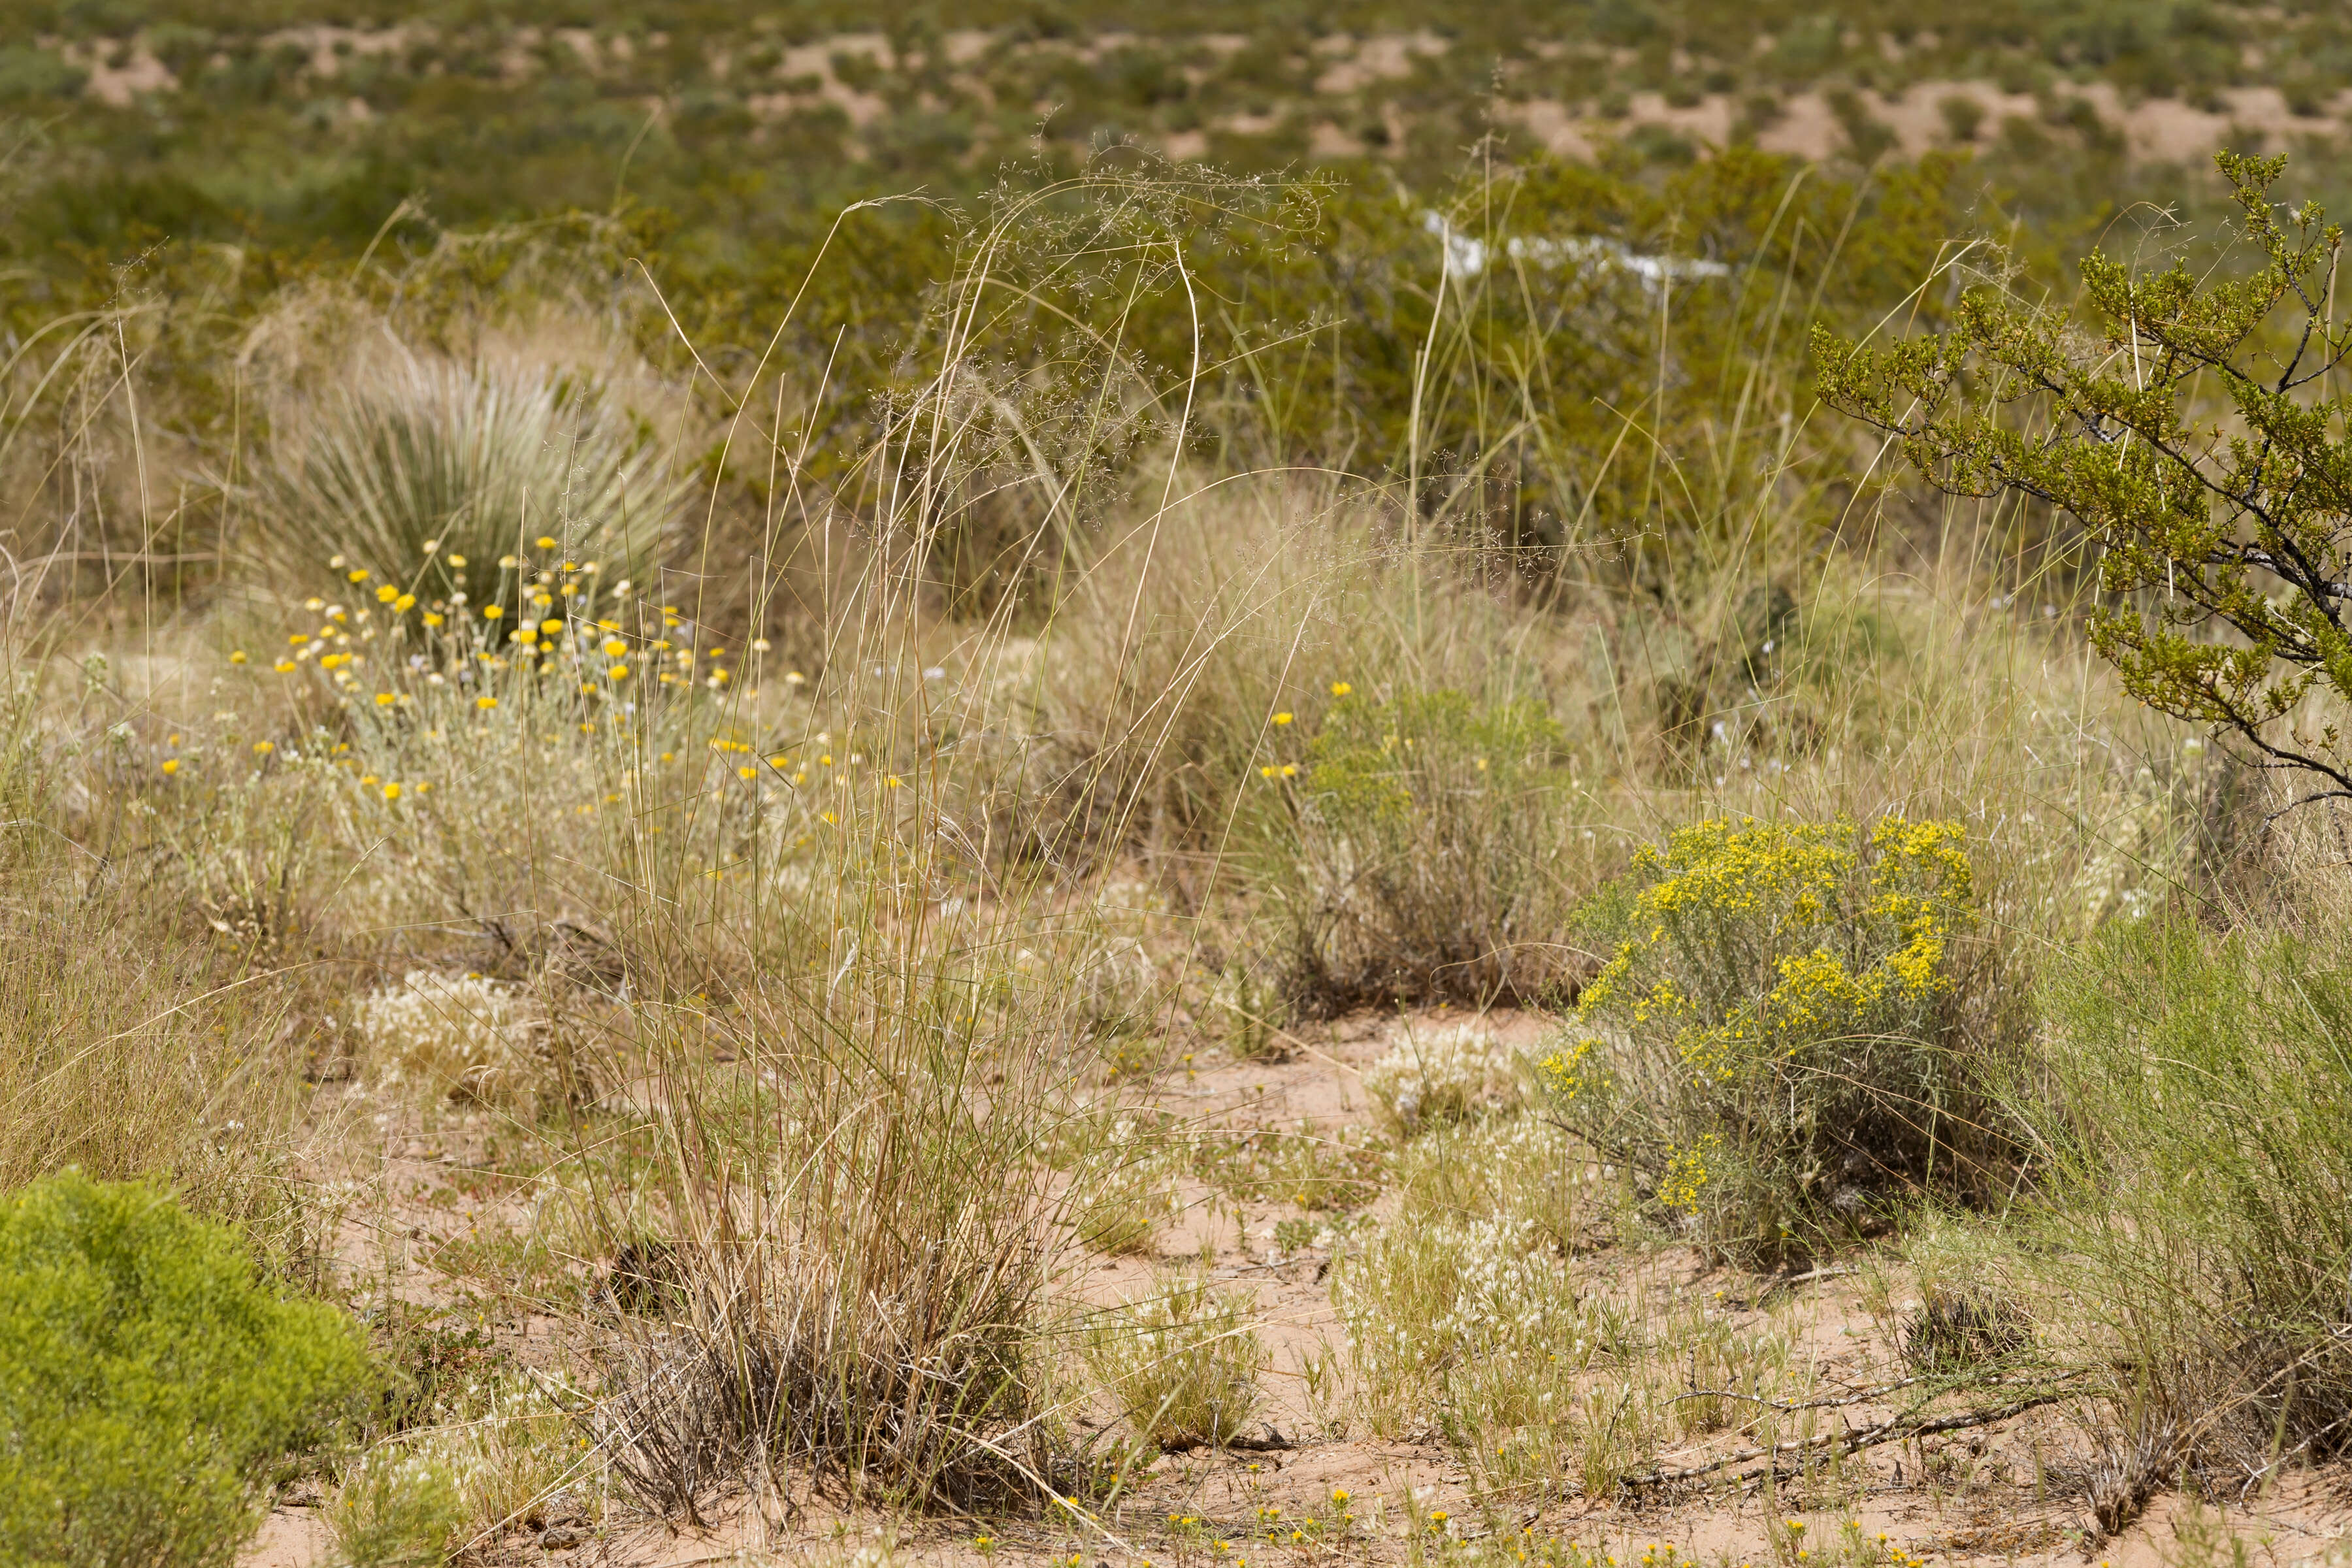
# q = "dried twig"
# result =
<box><xmin>1627</xmin><ymin>1388</ymin><xmax>2076</xmax><ymax>1492</ymax></box>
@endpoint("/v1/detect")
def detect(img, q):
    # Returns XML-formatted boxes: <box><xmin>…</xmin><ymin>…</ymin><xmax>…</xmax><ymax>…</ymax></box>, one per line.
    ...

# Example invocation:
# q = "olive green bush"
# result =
<box><xmin>2027</xmin><ymin>917</ymin><xmax>2352</xmax><ymax>1468</ymax></box>
<box><xmin>0</xmin><ymin>1173</ymin><xmax>372</xmax><ymax>1568</ymax></box>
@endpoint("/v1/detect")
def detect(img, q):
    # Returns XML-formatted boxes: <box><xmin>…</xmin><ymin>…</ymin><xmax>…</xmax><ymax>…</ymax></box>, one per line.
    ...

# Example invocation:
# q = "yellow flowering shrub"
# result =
<box><xmin>1543</xmin><ymin>814</ymin><xmax>1993</xmax><ymax>1263</ymax></box>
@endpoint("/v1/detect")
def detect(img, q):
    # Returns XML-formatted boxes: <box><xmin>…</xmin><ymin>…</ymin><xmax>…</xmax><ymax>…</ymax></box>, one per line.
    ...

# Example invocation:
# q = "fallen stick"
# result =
<box><xmin>1626</xmin><ymin>1390</ymin><xmax>2073</xmax><ymax>1492</ymax></box>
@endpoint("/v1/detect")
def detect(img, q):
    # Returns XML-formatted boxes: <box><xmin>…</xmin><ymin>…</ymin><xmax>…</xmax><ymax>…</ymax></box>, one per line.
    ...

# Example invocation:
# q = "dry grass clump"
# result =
<box><xmin>577</xmin><ymin>923</ymin><xmax>1090</xmax><ymax>1517</ymax></box>
<box><xmin>2014</xmin><ymin>909</ymin><xmax>2352</xmax><ymax>1476</ymax></box>
<box><xmin>1082</xmin><ymin>1272</ymin><xmax>1267</xmax><ymax>1453</ymax></box>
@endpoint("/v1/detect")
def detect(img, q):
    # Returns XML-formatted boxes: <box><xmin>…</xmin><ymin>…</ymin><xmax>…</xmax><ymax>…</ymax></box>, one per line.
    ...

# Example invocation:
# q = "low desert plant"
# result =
<box><xmin>250</xmin><ymin>352</ymin><xmax>683</xmax><ymax>590</ymax></box>
<box><xmin>1360</xmin><ymin>1021</ymin><xmax>1525</xmax><ymax>1134</ymax></box>
<box><xmin>1257</xmin><ymin>683</ymin><xmax>1584</xmax><ymax>1011</ymax></box>
<box><xmin>325</xmin><ymin>1446</ymin><xmax>470</xmax><ymax>1568</ymax></box>
<box><xmin>327</xmin><ymin>1377</ymin><xmax>588</xmax><ymax>1567</ymax></box>
<box><xmin>1543</xmin><ymin>813</ymin><xmax>1999</xmax><ymax>1264</ymax></box>
<box><xmin>1083</xmin><ymin>1272</ymin><xmax>1266</xmax><ymax>1452</ymax></box>
<box><xmin>2024</xmin><ymin>915</ymin><xmax>2352</xmax><ymax>1469</ymax></box>
<box><xmin>350</xmin><ymin>970</ymin><xmax>548</xmax><ymax>1107</ymax></box>
<box><xmin>0</xmin><ymin>1172</ymin><xmax>372</xmax><ymax>1568</ymax></box>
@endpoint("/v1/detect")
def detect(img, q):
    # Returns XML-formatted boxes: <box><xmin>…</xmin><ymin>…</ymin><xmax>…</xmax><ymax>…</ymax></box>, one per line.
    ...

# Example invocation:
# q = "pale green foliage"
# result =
<box><xmin>1083</xmin><ymin>1273</ymin><xmax>1266</xmax><ymax>1450</ymax></box>
<box><xmin>327</xmin><ymin>1379</ymin><xmax>585</xmax><ymax>1568</ymax></box>
<box><xmin>1819</xmin><ymin>151</ymin><xmax>2352</xmax><ymax>808</ymax></box>
<box><xmin>2027</xmin><ymin>917</ymin><xmax>2352</xmax><ymax>1463</ymax></box>
<box><xmin>326</xmin><ymin>1447</ymin><xmax>469</xmax><ymax>1568</ymax></box>
<box><xmin>0</xmin><ymin>1173</ymin><xmax>372</xmax><ymax>1568</ymax></box>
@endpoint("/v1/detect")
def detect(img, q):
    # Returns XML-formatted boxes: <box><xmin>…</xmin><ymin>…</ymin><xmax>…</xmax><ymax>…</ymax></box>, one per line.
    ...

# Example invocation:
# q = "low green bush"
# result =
<box><xmin>1255</xmin><ymin>684</ymin><xmax>1583</xmax><ymax>1011</ymax></box>
<box><xmin>0</xmin><ymin>1172</ymin><xmax>373</xmax><ymax>1568</ymax></box>
<box><xmin>1543</xmin><ymin>813</ymin><xmax>2003</xmax><ymax>1264</ymax></box>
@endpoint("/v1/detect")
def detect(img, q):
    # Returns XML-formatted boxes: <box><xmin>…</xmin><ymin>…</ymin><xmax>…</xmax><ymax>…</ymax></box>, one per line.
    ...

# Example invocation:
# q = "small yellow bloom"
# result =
<box><xmin>382</xmin><ymin>781</ymin><xmax>402</xmax><ymax>801</ymax></box>
<box><xmin>513</xmin><ymin>627</ymin><xmax>538</xmax><ymax>644</ymax></box>
<box><xmin>738</xmin><ymin>765</ymin><xmax>756</xmax><ymax>780</ymax></box>
<box><xmin>375</xmin><ymin>583</ymin><xmax>399</xmax><ymax>603</ymax></box>
<box><xmin>536</xmin><ymin>535</ymin><xmax>556</xmax><ymax>549</ymax></box>
<box><xmin>274</xmin><ymin>660</ymin><xmax>296</xmax><ymax>674</ymax></box>
<box><xmin>475</xmin><ymin>695</ymin><xmax>498</xmax><ymax>710</ymax></box>
<box><xmin>1330</xmin><ymin>681</ymin><xmax>1352</xmax><ymax>696</ymax></box>
<box><xmin>252</xmin><ymin>740</ymin><xmax>274</xmax><ymax>754</ymax></box>
<box><xmin>886</xmin><ymin>774</ymin><xmax>903</xmax><ymax>787</ymax></box>
<box><xmin>483</xmin><ymin>604</ymin><xmax>504</xmax><ymax>619</ymax></box>
<box><xmin>374</xmin><ymin>692</ymin><xmax>395</xmax><ymax>706</ymax></box>
<box><xmin>422</xmin><ymin>612</ymin><xmax>444</xmax><ymax>627</ymax></box>
<box><xmin>446</xmin><ymin>553</ymin><xmax>466</xmax><ymax>567</ymax></box>
<box><xmin>1280</xmin><ymin>763</ymin><xmax>1297</xmax><ymax>777</ymax></box>
<box><xmin>346</xmin><ymin>567</ymin><xmax>368</xmax><ymax>583</ymax></box>
<box><xmin>1272</xmin><ymin>711</ymin><xmax>1292</xmax><ymax>725</ymax></box>
<box><xmin>395</xmin><ymin>593</ymin><xmax>416</xmax><ymax>612</ymax></box>
<box><xmin>602</xmin><ymin>638</ymin><xmax>627</xmax><ymax>657</ymax></box>
<box><xmin>160</xmin><ymin>758</ymin><xmax>179</xmax><ymax>776</ymax></box>
<box><xmin>607</xmin><ymin>664</ymin><xmax>629</xmax><ymax>681</ymax></box>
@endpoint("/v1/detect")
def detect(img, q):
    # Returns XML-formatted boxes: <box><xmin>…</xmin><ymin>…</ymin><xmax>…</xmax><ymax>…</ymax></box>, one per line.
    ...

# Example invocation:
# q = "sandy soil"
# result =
<box><xmin>239</xmin><ymin>1004</ymin><xmax>2352</xmax><ymax>1568</ymax></box>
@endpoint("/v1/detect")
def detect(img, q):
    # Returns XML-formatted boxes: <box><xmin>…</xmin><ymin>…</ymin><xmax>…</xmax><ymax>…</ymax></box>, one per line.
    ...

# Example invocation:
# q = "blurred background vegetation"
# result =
<box><xmin>13</xmin><ymin>0</ymin><xmax>2352</xmax><ymax>627</ymax></box>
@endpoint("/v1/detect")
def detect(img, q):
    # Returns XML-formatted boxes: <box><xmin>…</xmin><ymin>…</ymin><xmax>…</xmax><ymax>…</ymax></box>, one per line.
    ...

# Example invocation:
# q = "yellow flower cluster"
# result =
<box><xmin>1576</xmin><ymin>815</ymin><xmax>1972</xmax><ymax>1089</ymax></box>
<box><xmin>1659</xmin><ymin>1134</ymin><xmax>1721</xmax><ymax>1213</ymax></box>
<box><xmin>1536</xmin><ymin>1037</ymin><xmax>1605</xmax><ymax>1100</ymax></box>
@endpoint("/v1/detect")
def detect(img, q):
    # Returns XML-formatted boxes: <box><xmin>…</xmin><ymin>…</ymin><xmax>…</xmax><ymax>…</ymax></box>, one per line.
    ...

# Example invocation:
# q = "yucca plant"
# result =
<box><xmin>249</xmin><ymin>353</ymin><xmax>685</xmax><ymax>587</ymax></box>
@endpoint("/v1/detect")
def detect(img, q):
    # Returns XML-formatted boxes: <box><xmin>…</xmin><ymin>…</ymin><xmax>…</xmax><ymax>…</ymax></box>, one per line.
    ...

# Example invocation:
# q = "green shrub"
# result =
<box><xmin>2027</xmin><ymin>917</ymin><xmax>2352</xmax><ymax>1467</ymax></box>
<box><xmin>0</xmin><ymin>1172</ymin><xmax>372</xmax><ymax>1568</ymax></box>
<box><xmin>1256</xmin><ymin>685</ymin><xmax>1581</xmax><ymax>1011</ymax></box>
<box><xmin>1543</xmin><ymin>814</ymin><xmax>1999</xmax><ymax>1264</ymax></box>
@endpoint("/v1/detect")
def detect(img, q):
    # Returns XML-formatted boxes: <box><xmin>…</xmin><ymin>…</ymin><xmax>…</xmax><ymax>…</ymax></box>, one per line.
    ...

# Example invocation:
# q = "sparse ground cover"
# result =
<box><xmin>9</xmin><ymin>10</ymin><xmax>2352</xmax><ymax>1567</ymax></box>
